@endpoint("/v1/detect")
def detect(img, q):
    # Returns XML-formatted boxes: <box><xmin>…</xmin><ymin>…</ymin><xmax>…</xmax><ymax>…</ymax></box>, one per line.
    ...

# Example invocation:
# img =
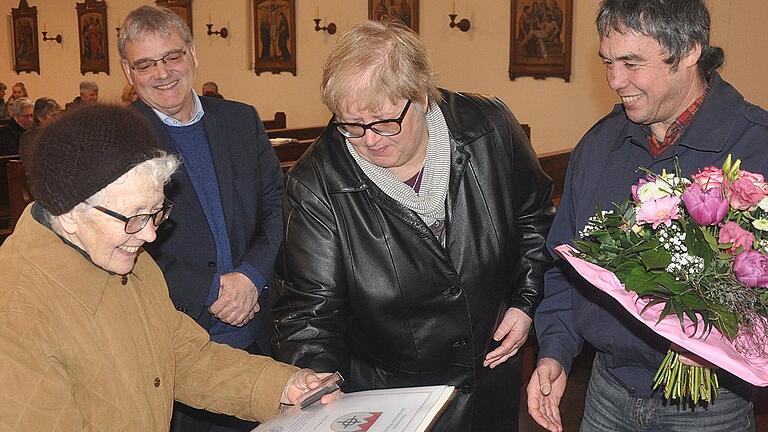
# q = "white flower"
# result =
<box><xmin>637</xmin><ymin>181</ymin><xmax>674</xmax><ymax>202</ymax></box>
<box><xmin>758</xmin><ymin>197</ymin><xmax>768</xmax><ymax>212</ymax></box>
<box><xmin>753</xmin><ymin>219</ymin><xmax>768</xmax><ymax>231</ymax></box>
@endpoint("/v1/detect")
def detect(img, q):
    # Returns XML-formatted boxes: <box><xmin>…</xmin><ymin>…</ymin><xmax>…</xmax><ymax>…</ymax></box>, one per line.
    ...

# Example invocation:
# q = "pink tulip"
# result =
<box><xmin>635</xmin><ymin>196</ymin><xmax>681</xmax><ymax>229</ymax></box>
<box><xmin>681</xmin><ymin>184</ymin><xmax>728</xmax><ymax>226</ymax></box>
<box><xmin>691</xmin><ymin>166</ymin><xmax>724</xmax><ymax>191</ymax></box>
<box><xmin>733</xmin><ymin>250</ymin><xmax>768</xmax><ymax>288</ymax></box>
<box><xmin>718</xmin><ymin>221</ymin><xmax>754</xmax><ymax>254</ymax></box>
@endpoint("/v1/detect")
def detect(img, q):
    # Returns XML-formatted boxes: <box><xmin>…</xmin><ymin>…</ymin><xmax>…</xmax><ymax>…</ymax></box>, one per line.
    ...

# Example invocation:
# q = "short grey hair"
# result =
<box><xmin>10</xmin><ymin>97</ymin><xmax>33</xmax><ymax>116</ymax></box>
<box><xmin>82</xmin><ymin>152</ymin><xmax>180</xmax><ymax>209</ymax></box>
<box><xmin>79</xmin><ymin>81</ymin><xmax>98</xmax><ymax>93</ymax></box>
<box><xmin>118</xmin><ymin>5</ymin><xmax>193</xmax><ymax>59</ymax></box>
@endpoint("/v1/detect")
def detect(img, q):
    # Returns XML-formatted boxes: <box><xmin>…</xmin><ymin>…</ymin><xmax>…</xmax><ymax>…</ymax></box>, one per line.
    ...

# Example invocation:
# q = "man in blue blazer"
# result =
<box><xmin>119</xmin><ymin>6</ymin><xmax>283</xmax><ymax>432</ymax></box>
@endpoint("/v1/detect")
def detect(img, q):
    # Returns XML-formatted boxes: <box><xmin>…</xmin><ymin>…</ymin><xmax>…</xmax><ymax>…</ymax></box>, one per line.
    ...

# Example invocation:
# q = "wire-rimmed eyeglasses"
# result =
<box><xmin>129</xmin><ymin>49</ymin><xmax>187</xmax><ymax>75</ymax></box>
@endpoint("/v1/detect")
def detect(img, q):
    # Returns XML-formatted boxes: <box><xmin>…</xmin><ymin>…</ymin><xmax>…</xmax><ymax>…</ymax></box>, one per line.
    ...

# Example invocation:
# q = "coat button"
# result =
<box><xmin>461</xmin><ymin>385</ymin><xmax>473</xmax><ymax>394</ymax></box>
<box><xmin>154</xmin><ymin>377</ymin><xmax>161</xmax><ymax>388</ymax></box>
<box><xmin>175</xmin><ymin>305</ymin><xmax>188</xmax><ymax>313</ymax></box>
<box><xmin>207</xmin><ymin>261</ymin><xmax>216</xmax><ymax>268</ymax></box>
<box><xmin>452</xmin><ymin>338</ymin><xmax>468</xmax><ymax>348</ymax></box>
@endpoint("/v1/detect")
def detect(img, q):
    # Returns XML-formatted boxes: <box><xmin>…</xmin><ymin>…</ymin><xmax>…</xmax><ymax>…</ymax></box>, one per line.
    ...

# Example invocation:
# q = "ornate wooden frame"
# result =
<box><xmin>11</xmin><ymin>0</ymin><xmax>40</xmax><ymax>74</ymax></box>
<box><xmin>155</xmin><ymin>0</ymin><xmax>193</xmax><ymax>35</ymax></box>
<box><xmin>76</xmin><ymin>0</ymin><xmax>110</xmax><ymax>75</ymax></box>
<box><xmin>368</xmin><ymin>0</ymin><xmax>419</xmax><ymax>33</ymax></box>
<box><xmin>253</xmin><ymin>0</ymin><xmax>297</xmax><ymax>76</ymax></box>
<box><xmin>509</xmin><ymin>0</ymin><xmax>572</xmax><ymax>82</ymax></box>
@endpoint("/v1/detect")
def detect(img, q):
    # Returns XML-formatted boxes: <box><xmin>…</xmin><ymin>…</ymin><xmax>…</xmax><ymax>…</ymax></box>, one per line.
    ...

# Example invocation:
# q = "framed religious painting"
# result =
<box><xmin>155</xmin><ymin>0</ymin><xmax>193</xmax><ymax>35</ymax></box>
<box><xmin>76</xmin><ymin>0</ymin><xmax>110</xmax><ymax>75</ymax></box>
<box><xmin>11</xmin><ymin>0</ymin><xmax>40</xmax><ymax>74</ymax></box>
<box><xmin>509</xmin><ymin>0</ymin><xmax>572</xmax><ymax>82</ymax></box>
<box><xmin>369</xmin><ymin>0</ymin><xmax>418</xmax><ymax>33</ymax></box>
<box><xmin>253</xmin><ymin>0</ymin><xmax>296</xmax><ymax>76</ymax></box>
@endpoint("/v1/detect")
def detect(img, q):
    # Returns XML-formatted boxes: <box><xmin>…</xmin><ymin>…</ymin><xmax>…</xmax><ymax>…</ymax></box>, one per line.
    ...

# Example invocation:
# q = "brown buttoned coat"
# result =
<box><xmin>0</xmin><ymin>208</ymin><xmax>297</xmax><ymax>431</ymax></box>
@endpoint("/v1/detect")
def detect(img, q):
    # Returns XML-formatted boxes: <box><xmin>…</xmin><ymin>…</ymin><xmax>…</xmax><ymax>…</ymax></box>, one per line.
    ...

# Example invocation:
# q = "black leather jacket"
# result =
<box><xmin>273</xmin><ymin>90</ymin><xmax>554</xmax><ymax>431</ymax></box>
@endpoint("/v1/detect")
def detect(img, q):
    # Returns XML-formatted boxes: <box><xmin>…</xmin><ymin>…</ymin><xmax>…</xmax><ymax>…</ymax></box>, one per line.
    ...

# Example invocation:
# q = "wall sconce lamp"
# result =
<box><xmin>313</xmin><ymin>18</ymin><xmax>336</xmax><ymax>35</ymax></box>
<box><xmin>42</xmin><ymin>31</ymin><xmax>62</xmax><ymax>44</ymax></box>
<box><xmin>313</xmin><ymin>7</ymin><xmax>336</xmax><ymax>35</ymax></box>
<box><xmin>206</xmin><ymin>15</ymin><xmax>228</xmax><ymax>38</ymax></box>
<box><xmin>448</xmin><ymin>1</ymin><xmax>471</xmax><ymax>32</ymax></box>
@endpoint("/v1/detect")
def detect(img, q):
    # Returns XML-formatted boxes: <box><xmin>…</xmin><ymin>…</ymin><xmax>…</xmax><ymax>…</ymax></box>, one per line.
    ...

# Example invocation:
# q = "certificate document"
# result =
<box><xmin>253</xmin><ymin>385</ymin><xmax>455</xmax><ymax>432</ymax></box>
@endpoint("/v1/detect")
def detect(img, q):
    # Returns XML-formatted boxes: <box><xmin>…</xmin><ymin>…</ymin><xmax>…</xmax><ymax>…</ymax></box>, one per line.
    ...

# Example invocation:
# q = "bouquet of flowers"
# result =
<box><xmin>562</xmin><ymin>155</ymin><xmax>768</xmax><ymax>405</ymax></box>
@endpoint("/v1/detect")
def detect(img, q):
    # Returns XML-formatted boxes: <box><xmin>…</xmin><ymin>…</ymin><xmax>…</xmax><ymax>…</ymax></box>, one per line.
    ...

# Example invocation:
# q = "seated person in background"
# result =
<box><xmin>121</xmin><ymin>83</ymin><xmax>138</xmax><ymax>105</ymax></box>
<box><xmin>0</xmin><ymin>97</ymin><xmax>34</xmax><ymax>155</ymax></box>
<box><xmin>0</xmin><ymin>104</ymin><xmax>338</xmax><ymax>431</ymax></box>
<box><xmin>6</xmin><ymin>82</ymin><xmax>28</xmax><ymax>106</ymax></box>
<box><xmin>0</xmin><ymin>82</ymin><xmax>8</xmax><ymax>120</ymax></box>
<box><xmin>272</xmin><ymin>20</ymin><xmax>554</xmax><ymax>432</ymax></box>
<box><xmin>202</xmin><ymin>81</ymin><xmax>224</xmax><ymax>99</ymax></box>
<box><xmin>66</xmin><ymin>80</ymin><xmax>99</xmax><ymax>109</ymax></box>
<box><xmin>19</xmin><ymin>97</ymin><xmax>62</xmax><ymax>171</ymax></box>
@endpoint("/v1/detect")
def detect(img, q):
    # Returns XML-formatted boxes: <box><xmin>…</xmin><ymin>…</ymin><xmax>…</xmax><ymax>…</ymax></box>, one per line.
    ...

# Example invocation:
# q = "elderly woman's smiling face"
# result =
<box><xmin>60</xmin><ymin>169</ymin><xmax>165</xmax><ymax>275</ymax></box>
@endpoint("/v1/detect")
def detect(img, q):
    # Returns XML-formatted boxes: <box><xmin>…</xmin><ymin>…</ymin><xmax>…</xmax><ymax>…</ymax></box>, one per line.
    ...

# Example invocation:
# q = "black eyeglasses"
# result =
<box><xmin>333</xmin><ymin>100</ymin><xmax>412</xmax><ymax>139</ymax></box>
<box><xmin>129</xmin><ymin>49</ymin><xmax>187</xmax><ymax>75</ymax></box>
<box><xmin>92</xmin><ymin>200</ymin><xmax>174</xmax><ymax>234</ymax></box>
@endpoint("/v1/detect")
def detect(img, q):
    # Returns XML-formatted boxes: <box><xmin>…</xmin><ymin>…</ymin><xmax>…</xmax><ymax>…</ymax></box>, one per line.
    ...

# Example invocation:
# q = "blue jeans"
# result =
<box><xmin>580</xmin><ymin>355</ymin><xmax>754</xmax><ymax>432</ymax></box>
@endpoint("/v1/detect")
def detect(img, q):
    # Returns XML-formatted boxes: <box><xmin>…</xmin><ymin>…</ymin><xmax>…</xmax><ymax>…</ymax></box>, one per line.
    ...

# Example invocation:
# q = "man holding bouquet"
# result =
<box><xmin>528</xmin><ymin>0</ymin><xmax>768</xmax><ymax>431</ymax></box>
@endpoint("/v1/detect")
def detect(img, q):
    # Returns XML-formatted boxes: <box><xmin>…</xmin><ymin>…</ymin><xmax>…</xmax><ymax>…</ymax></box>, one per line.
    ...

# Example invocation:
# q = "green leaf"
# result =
<box><xmin>640</xmin><ymin>249</ymin><xmax>672</xmax><ymax>270</ymax></box>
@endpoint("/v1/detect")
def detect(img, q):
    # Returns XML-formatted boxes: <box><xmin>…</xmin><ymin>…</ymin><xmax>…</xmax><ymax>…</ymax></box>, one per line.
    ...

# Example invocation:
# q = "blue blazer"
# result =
<box><xmin>134</xmin><ymin>96</ymin><xmax>284</xmax><ymax>354</ymax></box>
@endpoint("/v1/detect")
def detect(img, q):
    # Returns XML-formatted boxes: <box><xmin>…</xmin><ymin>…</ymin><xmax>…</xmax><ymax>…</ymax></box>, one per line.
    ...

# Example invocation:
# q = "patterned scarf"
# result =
<box><xmin>346</xmin><ymin>103</ymin><xmax>451</xmax><ymax>227</ymax></box>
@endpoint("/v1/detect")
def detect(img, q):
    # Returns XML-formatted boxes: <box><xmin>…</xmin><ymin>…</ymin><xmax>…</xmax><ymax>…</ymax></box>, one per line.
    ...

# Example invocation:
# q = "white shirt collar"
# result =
<box><xmin>152</xmin><ymin>90</ymin><xmax>205</xmax><ymax>127</ymax></box>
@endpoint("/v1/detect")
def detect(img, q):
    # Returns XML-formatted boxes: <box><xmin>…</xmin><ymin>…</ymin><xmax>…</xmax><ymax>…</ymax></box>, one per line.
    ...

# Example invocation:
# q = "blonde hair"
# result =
<box><xmin>321</xmin><ymin>20</ymin><xmax>440</xmax><ymax>115</ymax></box>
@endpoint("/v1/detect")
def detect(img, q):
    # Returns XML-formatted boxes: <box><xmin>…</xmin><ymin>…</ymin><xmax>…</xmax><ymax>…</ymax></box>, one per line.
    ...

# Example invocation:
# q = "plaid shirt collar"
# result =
<box><xmin>647</xmin><ymin>87</ymin><xmax>710</xmax><ymax>157</ymax></box>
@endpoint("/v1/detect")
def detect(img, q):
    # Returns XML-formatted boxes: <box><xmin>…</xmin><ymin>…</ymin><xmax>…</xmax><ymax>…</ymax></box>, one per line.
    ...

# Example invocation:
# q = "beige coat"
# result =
<box><xmin>0</xmin><ymin>208</ymin><xmax>298</xmax><ymax>431</ymax></box>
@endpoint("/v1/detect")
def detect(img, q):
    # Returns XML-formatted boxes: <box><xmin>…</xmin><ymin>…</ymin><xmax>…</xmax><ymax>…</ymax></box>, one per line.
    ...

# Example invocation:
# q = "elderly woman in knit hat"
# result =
<box><xmin>0</xmin><ymin>105</ymin><xmax>337</xmax><ymax>430</ymax></box>
<box><xmin>272</xmin><ymin>20</ymin><xmax>554</xmax><ymax>431</ymax></box>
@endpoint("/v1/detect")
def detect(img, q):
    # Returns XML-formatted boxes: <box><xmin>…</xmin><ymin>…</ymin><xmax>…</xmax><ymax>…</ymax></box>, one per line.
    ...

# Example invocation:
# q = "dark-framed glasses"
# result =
<box><xmin>129</xmin><ymin>49</ymin><xmax>187</xmax><ymax>75</ymax></box>
<box><xmin>334</xmin><ymin>100</ymin><xmax>412</xmax><ymax>139</ymax></box>
<box><xmin>92</xmin><ymin>200</ymin><xmax>174</xmax><ymax>234</ymax></box>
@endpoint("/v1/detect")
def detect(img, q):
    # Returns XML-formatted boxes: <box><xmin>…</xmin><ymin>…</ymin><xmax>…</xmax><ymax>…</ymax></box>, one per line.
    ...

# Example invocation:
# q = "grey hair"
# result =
<box><xmin>80</xmin><ymin>152</ymin><xmax>180</xmax><ymax>211</ymax></box>
<box><xmin>118</xmin><ymin>5</ymin><xmax>193</xmax><ymax>59</ymax></box>
<box><xmin>79</xmin><ymin>80</ymin><xmax>98</xmax><ymax>93</ymax></box>
<box><xmin>596</xmin><ymin>0</ymin><xmax>723</xmax><ymax>78</ymax></box>
<box><xmin>10</xmin><ymin>97</ymin><xmax>33</xmax><ymax>116</ymax></box>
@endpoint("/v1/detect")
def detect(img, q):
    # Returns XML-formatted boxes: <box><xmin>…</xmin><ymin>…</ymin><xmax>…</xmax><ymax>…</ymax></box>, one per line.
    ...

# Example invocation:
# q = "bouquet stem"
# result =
<box><xmin>652</xmin><ymin>350</ymin><xmax>718</xmax><ymax>404</ymax></box>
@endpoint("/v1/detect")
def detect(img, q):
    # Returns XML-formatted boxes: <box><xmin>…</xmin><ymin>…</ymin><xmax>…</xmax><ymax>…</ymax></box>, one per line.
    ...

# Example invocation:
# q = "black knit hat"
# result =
<box><xmin>28</xmin><ymin>104</ymin><xmax>160</xmax><ymax>215</ymax></box>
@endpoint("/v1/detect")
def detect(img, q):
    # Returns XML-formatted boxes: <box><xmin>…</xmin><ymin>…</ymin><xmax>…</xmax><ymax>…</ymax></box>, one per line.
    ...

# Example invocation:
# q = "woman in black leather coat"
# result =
<box><xmin>273</xmin><ymin>20</ymin><xmax>554</xmax><ymax>431</ymax></box>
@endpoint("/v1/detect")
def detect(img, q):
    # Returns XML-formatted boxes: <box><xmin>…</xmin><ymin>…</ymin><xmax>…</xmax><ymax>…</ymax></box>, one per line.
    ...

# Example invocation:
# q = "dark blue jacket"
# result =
<box><xmin>535</xmin><ymin>73</ymin><xmax>768</xmax><ymax>397</ymax></box>
<box><xmin>135</xmin><ymin>97</ymin><xmax>283</xmax><ymax>355</ymax></box>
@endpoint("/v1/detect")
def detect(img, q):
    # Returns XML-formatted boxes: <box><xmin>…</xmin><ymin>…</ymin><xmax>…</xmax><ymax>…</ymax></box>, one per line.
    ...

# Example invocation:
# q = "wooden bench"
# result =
<box><xmin>262</xmin><ymin>112</ymin><xmax>286</xmax><ymax>130</ymax></box>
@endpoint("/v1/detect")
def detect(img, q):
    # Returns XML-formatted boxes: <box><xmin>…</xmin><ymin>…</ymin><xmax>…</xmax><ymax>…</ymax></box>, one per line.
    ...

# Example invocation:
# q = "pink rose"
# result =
<box><xmin>635</xmin><ymin>196</ymin><xmax>681</xmax><ymax>229</ymax></box>
<box><xmin>733</xmin><ymin>250</ymin><xmax>768</xmax><ymax>288</ymax></box>
<box><xmin>738</xmin><ymin>170</ymin><xmax>767</xmax><ymax>189</ymax></box>
<box><xmin>726</xmin><ymin>176</ymin><xmax>768</xmax><ymax>210</ymax></box>
<box><xmin>681</xmin><ymin>184</ymin><xmax>728</xmax><ymax>226</ymax></box>
<box><xmin>718</xmin><ymin>221</ymin><xmax>754</xmax><ymax>254</ymax></box>
<box><xmin>691</xmin><ymin>166</ymin><xmax>724</xmax><ymax>191</ymax></box>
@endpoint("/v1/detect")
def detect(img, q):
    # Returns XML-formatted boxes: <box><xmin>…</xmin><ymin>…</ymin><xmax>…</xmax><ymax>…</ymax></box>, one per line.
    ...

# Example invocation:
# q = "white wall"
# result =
<box><xmin>1</xmin><ymin>0</ymin><xmax>766</xmax><ymax>154</ymax></box>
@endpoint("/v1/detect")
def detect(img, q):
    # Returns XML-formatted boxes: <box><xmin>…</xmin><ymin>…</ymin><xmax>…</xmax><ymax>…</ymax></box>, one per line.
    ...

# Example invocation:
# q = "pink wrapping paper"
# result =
<box><xmin>555</xmin><ymin>244</ymin><xmax>768</xmax><ymax>386</ymax></box>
